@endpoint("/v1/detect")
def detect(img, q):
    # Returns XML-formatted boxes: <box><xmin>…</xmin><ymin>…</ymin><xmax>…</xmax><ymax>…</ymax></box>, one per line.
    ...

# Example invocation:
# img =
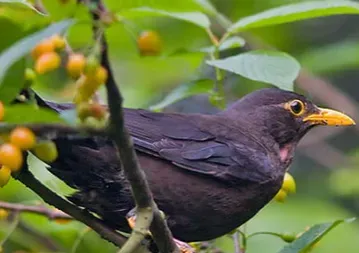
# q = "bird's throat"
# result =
<box><xmin>279</xmin><ymin>144</ymin><xmax>294</xmax><ymax>163</ymax></box>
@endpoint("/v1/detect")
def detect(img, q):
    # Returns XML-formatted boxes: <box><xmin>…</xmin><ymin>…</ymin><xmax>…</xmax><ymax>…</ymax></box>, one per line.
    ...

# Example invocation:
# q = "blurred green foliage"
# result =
<box><xmin>0</xmin><ymin>0</ymin><xmax>359</xmax><ymax>252</ymax></box>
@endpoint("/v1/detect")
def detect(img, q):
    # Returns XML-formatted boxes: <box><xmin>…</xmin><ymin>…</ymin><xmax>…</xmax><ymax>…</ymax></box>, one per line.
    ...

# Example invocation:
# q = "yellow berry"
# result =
<box><xmin>31</xmin><ymin>39</ymin><xmax>55</xmax><ymax>60</ymax></box>
<box><xmin>50</xmin><ymin>34</ymin><xmax>66</xmax><ymax>50</ymax></box>
<box><xmin>10</xmin><ymin>127</ymin><xmax>36</xmax><ymax>150</ymax></box>
<box><xmin>35</xmin><ymin>52</ymin><xmax>61</xmax><ymax>74</ymax></box>
<box><xmin>0</xmin><ymin>208</ymin><xmax>8</xmax><ymax>219</ymax></box>
<box><xmin>274</xmin><ymin>189</ymin><xmax>287</xmax><ymax>203</ymax></box>
<box><xmin>0</xmin><ymin>144</ymin><xmax>23</xmax><ymax>172</ymax></box>
<box><xmin>0</xmin><ymin>101</ymin><xmax>4</xmax><ymax>121</ymax></box>
<box><xmin>0</xmin><ymin>166</ymin><xmax>11</xmax><ymax>187</ymax></box>
<box><xmin>282</xmin><ymin>172</ymin><xmax>296</xmax><ymax>194</ymax></box>
<box><xmin>66</xmin><ymin>53</ymin><xmax>86</xmax><ymax>79</ymax></box>
<box><xmin>33</xmin><ymin>141</ymin><xmax>58</xmax><ymax>163</ymax></box>
<box><xmin>92</xmin><ymin>66</ymin><xmax>108</xmax><ymax>85</ymax></box>
<box><xmin>137</xmin><ymin>30</ymin><xmax>162</xmax><ymax>56</ymax></box>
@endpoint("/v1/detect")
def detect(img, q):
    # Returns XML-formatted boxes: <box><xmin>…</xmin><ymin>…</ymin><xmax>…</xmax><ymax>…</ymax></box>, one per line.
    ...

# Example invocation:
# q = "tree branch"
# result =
<box><xmin>0</xmin><ymin>201</ymin><xmax>71</xmax><ymax>220</ymax></box>
<box><xmin>92</xmin><ymin>1</ymin><xmax>179</xmax><ymax>252</ymax></box>
<box><xmin>14</xmin><ymin>165</ymin><xmax>128</xmax><ymax>247</ymax></box>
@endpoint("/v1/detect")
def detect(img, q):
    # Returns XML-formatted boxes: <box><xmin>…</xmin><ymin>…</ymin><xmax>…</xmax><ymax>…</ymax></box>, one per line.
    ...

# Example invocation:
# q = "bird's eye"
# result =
<box><xmin>289</xmin><ymin>100</ymin><xmax>305</xmax><ymax>116</ymax></box>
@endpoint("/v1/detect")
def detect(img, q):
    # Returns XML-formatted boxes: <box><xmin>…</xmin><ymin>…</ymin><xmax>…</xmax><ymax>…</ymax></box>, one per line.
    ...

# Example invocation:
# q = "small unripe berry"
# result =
<box><xmin>280</xmin><ymin>233</ymin><xmax>296</xmax><ymax>242</ymax></box>
<box><xmin>274</xmin><ymin>189</ymin><xmax>287</xmax><ymax>203</ymax></box>
<box><xmin>33</xmin><ymin>141</ymin><xmax>58</xmax><ymax>163</ymax></box>
<box><xmin>35</xmin><ymin>52</ymin><xmax>61</xmax><ymax>74</ymax></box>
<box><xmin>92</xmin><ymin>66</ymin><xmax>108</xmax><ymax>85</ymax></box>
<box><xmin>66</xmin><ymin>53</ymin><xmax>86</xmax><ymax>79</ymax></box>
<box><xmin>0</xmin><ymin>166</ymin><xmax>11</xmax><ymax>187</ymax></box>
<box><xmin>10</xmin><ymin>127</ymin><xmax>36</xmax><ymax>150</ymax></box>
<box><xmin>0</xmin><ymin>143</ymin><xmax>23</xmax><ymax>172</ymax></box>
<box><xmin>31</xmin><ymin>39</ymin><xmax>55</xmax><ymax>59</ymax></box>
<box><xmin>282</xmin><ymin>172</ymin><xmax>296</xmax><ymax>194</ymax></box>
<box><xmin>0</xmin><ymin>208</ymin><xmax>9</xmax><ymax>219</ymax></box>
<box><xmin>137</xmin><ymin>30</ymin><xmax>162</xmax><ymax>56</ymax></box>
<box><xmin>25</xmin><ymin>68</ymin><xmax>36</xmax><ymax>82</ymax></box>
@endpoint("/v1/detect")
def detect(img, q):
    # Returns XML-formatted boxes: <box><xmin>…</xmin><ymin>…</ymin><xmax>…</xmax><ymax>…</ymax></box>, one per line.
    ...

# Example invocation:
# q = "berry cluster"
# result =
<box><xmin>0</xmin><ymin>106</ymin><xmax>58</xmax><ymax>187</ymax></box>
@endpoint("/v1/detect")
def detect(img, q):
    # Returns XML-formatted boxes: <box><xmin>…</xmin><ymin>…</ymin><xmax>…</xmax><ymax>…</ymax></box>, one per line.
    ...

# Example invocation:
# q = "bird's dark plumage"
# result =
<box><xmin>31</xmin><ymin>88</ymin><xmax>355</xmax><ymax>242</ymax></box>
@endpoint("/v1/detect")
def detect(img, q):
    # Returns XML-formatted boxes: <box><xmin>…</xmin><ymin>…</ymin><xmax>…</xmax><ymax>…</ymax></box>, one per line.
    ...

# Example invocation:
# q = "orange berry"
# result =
<box><xmin>10</xmin><ymin>127</ymin><xmax>36</xmax><ymax>150</ymax></box>
<box><xmin>0</xmin><ymin>101</ymin><xmax>4</xmax><ymax>121</ymax></box>
<box><xmin>35</xmin><ymin>52</ymin><xmax>61</xmax><ymax>74</ymax></box>
<box><xmin>66</xmin><ymin>53</ymin><xmax>86</xmax><ymax>79</ymax></box>
<box><xmin>0</xmin><ymin>166</ymin><xmax>11</xmax><ymax>187</ymax></box>
<box><xmin>77</xmin><ymin>102</ymin><xmax>106</xmax><ymax>121</ymax></box>
<box><xmin>137</xmin><ymin>30</ymin><xmax>162</xmax><ymax>56</ymax></box>
<box><xmin>31</xmin><ymin>39</ymin><xmax>55</xmax><ymax>59</ymax></box>
<box><xmin>50</xmin><ymin>34</ymin><xmax>66</xmax><ymax>50</ymax></box>
<box><xmin>0</xmin><ymin>144</ymin><xmax>23</xmax><ymax>172</ymax></box>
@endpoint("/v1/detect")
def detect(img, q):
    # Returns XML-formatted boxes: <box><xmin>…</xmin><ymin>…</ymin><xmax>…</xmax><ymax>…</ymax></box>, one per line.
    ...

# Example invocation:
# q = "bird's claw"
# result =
<box><xmin>126</xmin><ymin>214</ymin><xmax>196</xmax><ymax>252</ymax></box>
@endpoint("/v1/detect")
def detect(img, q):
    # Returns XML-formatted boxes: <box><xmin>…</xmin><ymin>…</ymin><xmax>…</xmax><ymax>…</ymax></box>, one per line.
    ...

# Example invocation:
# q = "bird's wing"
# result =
<box><xmin>125</xmin><ymin>109</ymin><xmax>273</xmax><ymax>184</ymax></box>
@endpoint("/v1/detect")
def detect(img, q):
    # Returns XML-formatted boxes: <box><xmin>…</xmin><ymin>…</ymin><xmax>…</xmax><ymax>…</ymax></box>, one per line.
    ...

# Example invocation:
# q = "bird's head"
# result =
<box><xmin>223</xmin><ymin>88</ymin><xmax>355</xmax><ymax>163</ymax></box>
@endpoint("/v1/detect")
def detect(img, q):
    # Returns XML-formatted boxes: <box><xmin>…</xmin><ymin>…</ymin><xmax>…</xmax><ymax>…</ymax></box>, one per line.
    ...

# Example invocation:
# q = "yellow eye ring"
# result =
<box><xmin>288</xmin><ymin>100</ymin><xmax>305</xmax><ymax>116</ymax></box>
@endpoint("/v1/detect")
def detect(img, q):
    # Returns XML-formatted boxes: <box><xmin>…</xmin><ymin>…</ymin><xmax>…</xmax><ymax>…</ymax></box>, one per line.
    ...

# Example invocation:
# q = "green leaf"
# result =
<box><xmin>0</xmin><ymin>0</ymin><xmax>45</xmax><ymax>15</ymax></box>
<box><xmin>104</xmin><ymin>0</ymin><xmax>209</xmax><ymax>13</ymax></box>
<box><xmin>0</xmin><ymin>18</ymin><xmax>25</xmax><ymax>104</ymax></box>
<box><xmin>228</xmin><ymin>0</ymin><xmax>359</xmax><ymax>34</ymax></box>
<box><xmin>300</xmin><ymin>40</ymin><xmax>359</xmax><ymax>73</ymax></box>
<box><xmin>120</xmin><ymin>7</ymin><xmax>210</xmax><ymax>29</ymax></box>
<box><xmin>41</xmin><ymin>0</ymin><xmax>76</xmax><ymax>20</ymax></box>
<box><xmin>3</xmin><ymin>105</ymin><xmax>65</xmax><ymax>124</ymax></box>
<box><xmin>206</xmin><ymin>50</ymin><xmax>300</xmax><ymax>91</ymax></box>
<box><xmin>278</xmin><ymin>218</ymin><xmax>356</xmax><ymax>253</ymax></box>
<box><xmin>200</xmin><ymin>36</ymin><xmax>245</xmax><ymax>53</ymax></box>
<box><xmin>150</xmin><ymin>79</ymin><xmax>213</xmax><ymax>111</ymax></box>
<box><xmin>0</xmin><ymin>19</ymin><xmax>73</xmax><ymax>85</ymax></box>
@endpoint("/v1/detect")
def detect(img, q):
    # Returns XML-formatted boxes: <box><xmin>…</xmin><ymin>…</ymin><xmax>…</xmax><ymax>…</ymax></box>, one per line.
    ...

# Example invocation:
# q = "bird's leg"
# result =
<box><xmin>126</xmin><ymin>209</ymin><xmax>196</xmax><ymax>253</ymax></box>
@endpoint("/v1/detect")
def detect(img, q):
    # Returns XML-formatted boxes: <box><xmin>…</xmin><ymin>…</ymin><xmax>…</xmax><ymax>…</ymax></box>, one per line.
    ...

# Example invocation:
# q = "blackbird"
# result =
<box><xmin>33</xmin><ymin>88</ymin><xmax>355</xmax><ymax>242</ymax></box>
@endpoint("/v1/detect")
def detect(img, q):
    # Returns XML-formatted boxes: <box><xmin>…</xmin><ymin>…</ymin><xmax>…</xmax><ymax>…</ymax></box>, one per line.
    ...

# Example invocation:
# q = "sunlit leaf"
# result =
<box><xmin>0</xmin><ymin>0</ymin><xmax>45</xmax><ymax>15</ymax></box>
<box><xmin>228</xmin><ymin>0</ymin><xmax>359</xmax><ymax>33</ymax></box>
<box><xmin>150</xmin><ymin>79</ymin><xmax>213</xmax><ymax>111</ymax></box>
<box><xmin>278</xmin><ymin>218</ymin><xmax>356</xmax><ymax>253</ymax></box>
<box><xmin>206</xmin><ymin>50</ymin><xmax>300</xmax><ymax>91</ymax></box>
<box><xmin>41</xmin><ymin>0</ymin><xmax>76</xmax><ymax>20</ymax></box>
<box><xmin>120</xmin><ymin>7</ymin><xmax>210</xmax><ymax>29</ymax></box>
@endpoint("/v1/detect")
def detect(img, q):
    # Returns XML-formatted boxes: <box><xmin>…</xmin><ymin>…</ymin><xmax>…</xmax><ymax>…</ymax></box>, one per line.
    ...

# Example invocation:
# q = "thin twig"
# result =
<box><xmin>93</xmin><ymin>1</ymin><xmax>179</xmax><ymax>252</ymax></box>
<box><xmin>17</xmin><ymin>220</ymin><xmax>61</xmax><ymax>251</ymax></box>
<box><xmin>0</xmin><ymin>201</ymin><xmax>71</xmax><ymax>220</ymax></box>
